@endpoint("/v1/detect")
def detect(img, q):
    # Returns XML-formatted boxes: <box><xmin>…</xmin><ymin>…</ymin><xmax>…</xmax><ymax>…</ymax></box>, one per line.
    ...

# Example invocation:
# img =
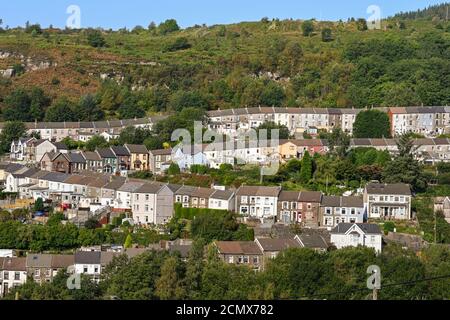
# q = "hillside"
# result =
<box><xmin>0</xmin><ymin>3</ymin><xmax>449</xmax><ymax>122</ymax></box>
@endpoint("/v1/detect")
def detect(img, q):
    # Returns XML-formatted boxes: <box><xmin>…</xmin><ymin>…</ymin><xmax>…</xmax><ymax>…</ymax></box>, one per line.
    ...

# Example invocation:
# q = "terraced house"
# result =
<box><xmin>320</xmin><ymin>196</ymin><xmax>365</xmax><ymax>229</ymax></box>
<box><xmin>364</xmin><ymin>182</ymin><xmax>412</xmax><ymax>220</ymax></box>
<box><xmin>236</xmin><ymin>186</ymin><xmax>281</xmax><ymax>219</ymax></box>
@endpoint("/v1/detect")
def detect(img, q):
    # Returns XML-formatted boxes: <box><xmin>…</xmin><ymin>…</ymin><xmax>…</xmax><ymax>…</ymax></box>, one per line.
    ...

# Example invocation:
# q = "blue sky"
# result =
<box><xmin>1</xmin><ymin>0</ymin><xmax>446</xmax><ymax>29</ymax></box>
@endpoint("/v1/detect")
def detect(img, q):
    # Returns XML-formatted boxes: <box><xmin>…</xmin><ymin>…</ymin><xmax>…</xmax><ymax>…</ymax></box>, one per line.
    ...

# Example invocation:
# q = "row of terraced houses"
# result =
<box><xmin>1</xmin><ymin>162</ymin><xmax>412</xmax><ymax>228</ymax></box>
<box><xmin>207</xmin><ymin>106</ymin><xmax>450</xmax><ymax>137</ymax></box>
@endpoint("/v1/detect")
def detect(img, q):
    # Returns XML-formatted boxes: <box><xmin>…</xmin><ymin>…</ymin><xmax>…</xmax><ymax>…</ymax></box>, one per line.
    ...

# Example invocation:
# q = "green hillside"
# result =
<box><xmin>0</xmin><ymin>3</ymin><xmax>449</xmax><ymax>122</ymax></box>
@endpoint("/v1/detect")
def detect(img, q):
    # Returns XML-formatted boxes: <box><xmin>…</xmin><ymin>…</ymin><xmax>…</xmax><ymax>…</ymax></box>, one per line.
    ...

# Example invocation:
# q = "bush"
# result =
<box><xmin>163</xmin><ymin>37</ymin><xmax>191</xmax><ymax>52</ymax></box>
<box><xmin>87</xmin><ymin>30</ymin><xmax>106</xmax><ymax>48</ymax></box>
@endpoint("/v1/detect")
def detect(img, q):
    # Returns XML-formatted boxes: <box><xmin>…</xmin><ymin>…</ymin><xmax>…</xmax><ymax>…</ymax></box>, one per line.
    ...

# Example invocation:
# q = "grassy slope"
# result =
<box><xmin>0</xmin><ymin>14</ymin><xmax>448</xmax><ymax>107</ymax></box>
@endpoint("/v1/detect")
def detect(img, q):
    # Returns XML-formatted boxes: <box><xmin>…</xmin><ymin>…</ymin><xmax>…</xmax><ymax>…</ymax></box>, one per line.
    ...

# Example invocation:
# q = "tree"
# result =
<box><xmin>301</xmin><ymin>20</ymin><xmax>314</xmax><ymax>37</ymax></box>
<box><xmin>33</xmin><ymin>198</ymin><xmax>45</xmax><ymax>212</ymax></box>
<box><xmin>353</xmin><ymin>110</ymin><xmax>391</xmax><ymax>138</ymax></box>
<box><xmin>155</xmin><ymin>256</ymin><xmax>186</xmax><ymax>300</ymax></box>
<box><xmin>124</xmin><ymin>234</ymin><xmax>133</xmax><ymax>249</ymax></box>
<box><xmin>158</xmin><ymin>19</ymin><xmax>180</xmax><ymax>35</ymax></box>
<box><xmin>256</xmin><ymin>121</ymin><xmax>290</xmax><ymax>140</ymax></box>
<box><xmin>356</xmin><ymin>18</ymin><xmax>368</xmax><ymax>31</ymax></box>
<box><xmin>321</xmin><ymin>28</ymin><xmax>333</xmax><ymax>42</ymax></box>
<box><xmin>0</xmin><ymin>121</ymin><xmax>27</xmax><ymax>154</ymax></box>
<box><xmin>299</xmin><ymin>151</ymin><xmax>313</xmax><ymax>183</ymax></box>
<box><xmin>73</xmin><ymin>94</ymin><xmax>105</xmax><ymax>121</ymax></box>
<box><xmin>163</xmin><ymin>37</ymin><xmax>191</xmax><ymax>52</ymax></box>
<box><xmin>167</xmin><ymin>163</ymin><xmax>181</xmax><ymax>175</ymax></box>
<box><xmin>382</xmin><ymin>134</ymin><xmax>426</xmax><ymax>192</ymax></box>
<box><xmin>45</xmin><ymin>98</ymin><xmax>77</xmax><ymax>122</ymax></box>
<box><xmin>85</xmin><ymin>135</ymin><xmax>109</xmax><ymax>152</ymax></box>
<box><xmin>117</xmin><ymin>95</ymin><xmax>146</xmax><ymax>119</ymax></box>
<box><xmin>327</xmin><ymin>129</ymin><xmax>350</xmax><ymax>158</ymax></box>
<box><xmin>3</xmin><ymin>87</ymin><xmax>50</xmax><ymax>122</ymax></box>
<box><xmin>87</xmin><ymin>30</ymin><xmax>106</xmax><ymax>47</ymax></box>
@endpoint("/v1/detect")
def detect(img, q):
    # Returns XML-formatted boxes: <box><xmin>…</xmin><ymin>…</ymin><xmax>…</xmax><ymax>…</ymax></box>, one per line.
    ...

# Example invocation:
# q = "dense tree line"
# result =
<box><xmin>4</xmin><ymin>243</ymin><xmax>450</xmax><ymax>300</ymax></box>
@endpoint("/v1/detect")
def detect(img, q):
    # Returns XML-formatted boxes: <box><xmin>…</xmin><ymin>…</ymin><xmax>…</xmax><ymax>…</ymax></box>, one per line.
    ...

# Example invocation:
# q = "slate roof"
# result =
<box><xmin>1</xmin><ymin>257</ymin><xmax>26</xmax><ymax>271</ymax></box>
<box><xmin>82</xmin><ymin>151</ymin><xmax>102</xmax><ymax>161</ymax></box>
<box><xmin>215</xmin><ymin>241</ymin><xmax>262</xmax><ymax>255</ymax></box>
<box><xmin>256</xmin><ymin>238</ymin><xmax>301</xmax><ymax>251</ymax></box>
<box><xmin>110</xmin><ymin>146</ymin><xmax>131</xmax><ymax>157</ymax></box>
<box><xmin>296</xmin><ymin>233</ymin><xmax>329</xmax><ymax>249</ymax></box>
<box><xmin>236</xmin><ymin>186</ymin><xmax>281</xmax><ymax>197</ymax></box>
<box><xmin>331</xmin><ymin>223</ymin><xmax>382</xmax><ymax>235</ymax></box>
<box><xmin>210</xmin><ymin>189</ymin><xmax>235</xmax><ymax>201</ymax></box>
<box><xmin>366</xmin><ymin>183</ymin><xmax>411</xmax><ymax>195</ymax></box>
<box><xmin>41</xmin><ymin>172</ymin><xmax>70</xmax><ymax>183</ymax></box>
<box><xmin>96</xmin><ymin>148</ymin><xmax>116</xmax><ymax>159</ymax></box>
<box><xmin>26</xmin><ymin>254</ymin><xmax>53</xmax><ymax>268</ymax></box>
<box><xmin>74</xmin><ymin>251</ymin><xmax>101</xmax><ymax>264</ymax></box>
<box><xmin>125</xmin><ymin>144</ymin><xmax>148</xmax><ymax>154</ymax></box>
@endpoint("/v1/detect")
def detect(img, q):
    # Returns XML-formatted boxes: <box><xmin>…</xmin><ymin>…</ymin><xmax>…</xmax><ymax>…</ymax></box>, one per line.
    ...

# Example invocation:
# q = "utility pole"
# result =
<box><xmin>434</xmin><ymin>210</ymin><xmax>437</xmax><ymax>244</ymax></box>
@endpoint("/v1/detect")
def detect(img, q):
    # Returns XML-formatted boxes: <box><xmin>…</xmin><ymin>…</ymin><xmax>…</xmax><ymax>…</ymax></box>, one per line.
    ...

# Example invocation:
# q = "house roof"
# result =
<box><xmin>256</xmin><ymin>238</ymin><xmax>301</xmax><ymax>252</ymax></box>
<box><xmin>51</xmin><ymin>255</ymin><xmax>75</xmax><ymax>268</ymax></box>
<box><xmin>26</xmin><ymin>254</ymin><xmax>53</xmax><ymax>268</ymax></box>
<box><xmin>1</xmin><ymin>257</ymin><xmax>26</xmax><ymax>271</ymax></box>
<box><xmin>96</xmin><ymin>148</ymin><xmax>116</xmax><ymax>159</ymax></box>
<box><xmin>134</xmin><ymin>182</ymin><xmax>166</xmax><ymax>194</ymax></box>
<box><xmin>331</xmin><ymin>223</ymin><xmax>382</xmax><ymax>235</ymax></box>
<box><xmin>117</xmin><ymin>181</ymin><xmax>146</xmax><ymax>192</ymax></box>
<box><xmin>296</xmin><ymin>233</ymin><xmax>329</xmax><ymax>249</ymax></box>
<box><xmin>41</xmin><ymin>172</ymin><xmax>70</xmax><ymax>183</ymax></box>
<box><xmin>125</xmin><ymin>144</ymin><xmax>148</xmax><ymax>154</ymax></box>
<box><xmin>100</xmin><ymin>252</ymin><xmax>118</xmax><ymax>266</ymax></box>
<box><xmin>65</xmin><ymin>152</ymin><xmax>86</xmax><ymax>163</ymax></box>
<box><xmin>82</xmin><ymin>151</ymin><xmax>102</xmax><ymax>161</ymax></box>
<box><xmin>53</xmin><ymin>142</ymin><xmax>68</xmax><ymax>150</ymax></box>
<box><xmin>102</xmin><ymin>177</ymin><xmax>127</xmax><ymax>191</ymax></box>
<box><xmin>236</xmin><ymin>186</ymin><xmax>281</xmax><ymax>197</ymax></box>
<box><xmin>366</xmin><ymin>183</ymin><xmax>411</xmax><ymax>196</ymax></box>
<box><xmin>74</xmin><ymin>251</ymin><xmax>101</xmax><ymax>264</ymax></box>
<box><xmin>321</xmin><ymin>195</ymin><xmax>364</xmax><ymax>207</ymax></box>
<box><xmin>299</xmin><ymin>191</ymin><xmax>322</xmax><ymax>203</ymax></box>
<box><xmin>215</xmin><ymin>241</ymin><xmax>262</xmax><ymax>255</ymax></box>
<box><xmin>278</xmin><ymin>191</ymin><xmax>301</xmax><ymax>202</ymax></box>
<box><xmin>149</xmin><ymin>148</ymin><xmax>172</xmax><ymax>156</ymax></box>
<box><xmin>210</xmin><ymin>189</ymin><xmax>235</xmax><ymax>201</ymax></box>
<box><xmin>110</xmin><ymin>146</ymin><xmax>131</xmax><ymax>157</ymax></box>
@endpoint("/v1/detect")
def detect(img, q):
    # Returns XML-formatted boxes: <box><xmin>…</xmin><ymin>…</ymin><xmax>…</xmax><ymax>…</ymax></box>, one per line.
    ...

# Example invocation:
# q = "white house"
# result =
<box><xmin>10</xmin><ymin>137</ymin><xmax>35</xmax><ymax>162</ymax></box>
<box><xmin>131</xmin><ymin>183</ymin><xmax>174</xmax><ymax>225</ymax></box>
<box><xmin>73</xmin><ymin>251</ymin><xmax>102</xmax><ymax>283</ymax></box>
<box><xmin>0</xmin><ymin>257</ymin><xmax>27</xmax><ymax>297</ymax></box>
<box><xmin>114</xmin><ymin>181</ymin><xmax>146</xmax><ymax>211</ymax></box>
<box><xmin>208</xmin><ymin>189</ymin><xmax>235</xmax><ymax>211</ymax></box>
<box><xmin>5</xmin><ymin>167</ymin><xmax>39</xmax><ymax>193</ymax></box>
<box><xmin>364</xmin><ymin>182</ymin><xmax>412</xmax><ymax>220</ymax></box>
<box><xmin>330</xmin><ymin>223</ymin><xmax>383</xmax><ymax>253</ymax></box>
<box><xmin>172</xmin><ymin>145</ymin><xmax>209</xmax><ymax>171</ymax></box>
<box><xmin>236</xmin><ymin>186</ymin><xmax>281</xmax><ymax>219</ymax></box>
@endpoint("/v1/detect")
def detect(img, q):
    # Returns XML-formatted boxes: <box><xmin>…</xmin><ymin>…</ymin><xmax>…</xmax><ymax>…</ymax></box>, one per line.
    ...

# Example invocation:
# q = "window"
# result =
<box><xmin>241</xmin><ymin>196</ymin><xmax>248</xmax><ymax>204</ymax></box>
<box><xmin>183</xmin><ymin>196</ymin><xmax>189</xmax><ymax>203</ymax></box>
<box><xmin>175</xmin><ymin>195</ymin><xmax>181</xmax><ymax>203</ymax></box>
<box><xmin>145</xmin><ymin>194</ymin><xmax>149</xmax><ymax>201</ymax></box>
<box><xmin>351</xmin><ymin>209</ymin><xmax>356</xmax><ymax>215</ymax></box>
<box><xmin>326</xmin><ymin>208</ymin><xmax>331</xmax><ymax>215</ymax></box>
<box><xmin>145</xmin><ymin>205</ymin><xmax>149</xmax><ymax>212</ymax></box>
<box><xmin>4</xmin><ymin>271</ymin><xmax>9</xmax><ymax>280</ymax></box>
<box><xmin>94</xmin><ymin>267</ymin><xmax>99</xmax><ymax>273</ymax></box>
<box><xmin>253</xmin><ymin>257</ymin><xmax>259</xmax><ymax>264</ymax></box>
<box><xmin>83</xmin><ymin>266</ymin><xmax>88</xmax><ymax>273</ymax></box>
